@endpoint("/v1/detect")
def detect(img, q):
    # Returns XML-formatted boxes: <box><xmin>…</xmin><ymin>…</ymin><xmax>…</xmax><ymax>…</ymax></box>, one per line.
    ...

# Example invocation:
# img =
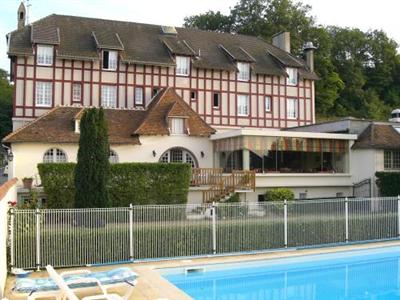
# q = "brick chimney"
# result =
<box><xmin>17</xmin><ymin>2</ymin><xmax>26</xmax><ymax>30</ymax></box>
<box><xmin>272</xmin><ymin>31</ymin><xmax>291</xmax><ymax>53</ymax></box>
<box><xmin>303</xmin><ymin>41</ymin><xmax>317</xmax><ymax>72</ymax></box>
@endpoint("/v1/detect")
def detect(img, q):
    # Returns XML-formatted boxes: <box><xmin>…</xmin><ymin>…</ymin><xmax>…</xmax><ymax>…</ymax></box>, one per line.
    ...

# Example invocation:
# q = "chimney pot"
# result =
<box><xmin>303</xmin><ymin>41</ymin><xmax>317</xmax><ymax>72</ymax></box>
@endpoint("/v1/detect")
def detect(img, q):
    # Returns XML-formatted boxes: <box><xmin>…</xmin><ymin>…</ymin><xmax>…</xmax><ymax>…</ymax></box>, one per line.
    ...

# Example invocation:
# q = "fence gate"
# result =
<box><xmin>353</xmin><ymin>178</ymin><xmax>372</xmax><ymax>198</ymax></box>
<box><xmin>8</xmin><ymin>197</ymin><xmax>400</xmax><ymax>270</ymax></box>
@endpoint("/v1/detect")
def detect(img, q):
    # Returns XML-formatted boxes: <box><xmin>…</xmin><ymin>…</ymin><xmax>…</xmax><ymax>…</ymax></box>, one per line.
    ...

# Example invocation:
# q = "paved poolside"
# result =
<box><xmin>5</xmin><ymin>240</ymin><xmax>400</xmax><ymax>299</ymax></box>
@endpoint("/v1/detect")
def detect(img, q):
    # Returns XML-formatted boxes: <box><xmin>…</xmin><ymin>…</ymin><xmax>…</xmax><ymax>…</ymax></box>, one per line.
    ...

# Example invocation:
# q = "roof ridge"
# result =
<box><xmin>2</xmin><ymin>106</ymin><xmax>61</xmax><ymax>143</ymax></box>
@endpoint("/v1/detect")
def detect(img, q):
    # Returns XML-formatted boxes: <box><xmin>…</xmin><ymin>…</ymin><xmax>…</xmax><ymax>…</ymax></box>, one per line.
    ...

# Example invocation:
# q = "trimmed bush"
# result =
<box><xmin>265</xmin><ymin>188</ymin><xmax>295</xmax><ymax>201</ymax></box>
<box><xmin>376</xmin><ymin>172</ymin><xmax>400</xmax><ymax>196</ymax></box>
<box><xmin>37</xmin><ymin>163</ymin><xmax>75</xmax><ymax>208</ymax></box>
<box><xmin>38</xmin><ymin>162</ymin><xmax>191</xmax><ymax>208</ymax></box>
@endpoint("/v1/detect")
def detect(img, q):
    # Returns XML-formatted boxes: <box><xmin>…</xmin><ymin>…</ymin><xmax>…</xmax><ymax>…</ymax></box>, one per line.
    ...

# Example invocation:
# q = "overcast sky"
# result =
<box><xmin>1</xmin><ymin>0</ymin><xmax>399</xmax><ymax>71</ymax></box>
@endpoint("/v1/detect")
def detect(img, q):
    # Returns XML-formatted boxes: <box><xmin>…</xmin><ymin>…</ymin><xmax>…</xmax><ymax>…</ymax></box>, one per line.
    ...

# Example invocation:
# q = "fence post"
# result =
<box><xmin>397</xmin><ymin>196</ymin><xmax>400</xmax><ymax>237</ymax></box>
<box><xmin>284</xmin><ymin>199</ymin><xmax>288</xmax><ymax>248</ymax></box>
<box><xmin>345</xmin><ymin>197</ymin><xmax>349</xmax><ymax>243</ymax></box>
<box><xmin>35</xmin><ymin>208</ymin><xmax>41</xmax><ymax>271</ymax></box>
<box><xmin>212</xmin><ymin>202</ymin><xmax>217</xmax><ymax>255</ymax></box>
<box><xmin>9</xmin><ymin>208</ymin><xmax>15</xmax><ymax>269</ymax></box>
<box><xmin>129</xmin><ymin>204</ymin><xmax>134</xmax><ymax>262</ymax></box>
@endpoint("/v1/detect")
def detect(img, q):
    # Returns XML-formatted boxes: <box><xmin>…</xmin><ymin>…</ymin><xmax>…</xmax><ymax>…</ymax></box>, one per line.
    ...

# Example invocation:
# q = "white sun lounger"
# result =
<box><xmin>12</xmin><ymin>265</ymin><xmax>137</xmax><ymax>300</ymax></box>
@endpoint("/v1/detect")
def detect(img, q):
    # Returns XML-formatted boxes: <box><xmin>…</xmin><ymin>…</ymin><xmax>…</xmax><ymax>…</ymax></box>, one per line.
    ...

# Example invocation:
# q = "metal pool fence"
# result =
<box><xmin>9</xmin><ymin>197</ymin><xmax>400</xmax><ymax>270</ymax></box>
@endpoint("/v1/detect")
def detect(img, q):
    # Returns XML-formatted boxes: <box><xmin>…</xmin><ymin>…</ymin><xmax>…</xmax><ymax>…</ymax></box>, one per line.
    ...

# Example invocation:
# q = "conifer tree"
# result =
<box><xmin>74</xmin><ymin>108</ymin><xmax>110</xmax><ymax>208</ymax></box>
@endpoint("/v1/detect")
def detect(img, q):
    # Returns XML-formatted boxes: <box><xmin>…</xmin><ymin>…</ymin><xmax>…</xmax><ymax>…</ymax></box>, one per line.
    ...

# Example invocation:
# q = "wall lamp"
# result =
<box><xmin>152</xmin><ymin>150</ymin><xmax>157</xmax><ymax>157</ymax></box>
<box><xmin>200</xmin><ymin>151</ymin><xmax>205</xmax><ymax>158</ymax></box>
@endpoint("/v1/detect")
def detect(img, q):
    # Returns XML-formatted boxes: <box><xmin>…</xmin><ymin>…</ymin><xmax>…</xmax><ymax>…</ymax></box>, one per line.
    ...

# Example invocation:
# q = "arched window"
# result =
<box><xmin>43</xmin><ymin>148</ymin><xmax>67</xmax><ymax>163</ymax></box>
<box><xmin>159</xmin><ymin>148</ymin><xmax>197</xmax><ymax>168</ymax></box>
<box><xmin>109</xmin><ymin>149</ymin><xmax>119</xmax><ymax>163</ymax></box>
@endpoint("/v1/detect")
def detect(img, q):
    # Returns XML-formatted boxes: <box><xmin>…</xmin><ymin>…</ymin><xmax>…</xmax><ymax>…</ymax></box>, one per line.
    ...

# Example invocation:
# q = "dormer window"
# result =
<box><xmin>37</xmin><ymin>45</ymin><xmax>54</xmax><ymax>66</ymax></box>
<box><xmin>176</xmin><ymin>56</ymin><xmax>190</xmax><ymax>76</ymax></box>
<box><xmin>170</xmin><ymin>118</ymin><xmax>185</xmax><ymax>135</ymax></box>
<box><xmin>237</xmin><ymin>62</ymin><xmax>250</xmax><ymax>81</ymax></box>
<box><xmin>286</xmin><ymin>67</ymin><xmax>298</xmax><ymax>85</ymax></box>
<box><xmin>102</xmin><ymin>50</ymin><xmax>118</xmax><ymax>70</ymax></box>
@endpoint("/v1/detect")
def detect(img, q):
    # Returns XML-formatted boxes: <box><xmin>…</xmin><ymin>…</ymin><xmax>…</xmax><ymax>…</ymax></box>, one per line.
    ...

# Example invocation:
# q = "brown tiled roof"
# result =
<box><xmin>31</xmin><ymin>23</ymin><xmax>60</xmax><ymax>44</ymax></box>
<box><xmin>134</xmin><ymin>88</ymin><xmax>216</xmax><ymax>136</ymax></box>
<box><xmin>2</xmin><ymin>88</ymin><xmax>215</xmax><ymax>144</ymax></box>
<box><xmin>2</xmin><ymin>107</ymin><xmax>145</xmax><ymax>145</ymax></box>
<box><xmin>352</xmin><ymin>124</ymin><xmax>400</xmax><ymax>149</ymax></box>
<box><xmin>8</xmin><ymin>14</ymin><xmax>317</xmax><ymax>78</ymax></box>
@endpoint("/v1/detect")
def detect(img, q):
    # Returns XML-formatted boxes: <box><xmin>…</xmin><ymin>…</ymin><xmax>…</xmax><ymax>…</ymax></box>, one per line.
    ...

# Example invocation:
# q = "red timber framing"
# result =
<box><xmin>12</xmin><ymin>57</ymin><xmax>313</xmax><ymax>129</ymax></box>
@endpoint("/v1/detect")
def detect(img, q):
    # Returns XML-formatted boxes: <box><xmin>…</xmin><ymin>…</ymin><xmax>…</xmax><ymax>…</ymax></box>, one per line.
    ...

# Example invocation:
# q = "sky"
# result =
<box><xmin>0</xmin><ymin>0</ymin><xmax>400</xmax><ymax>72</ymax></box>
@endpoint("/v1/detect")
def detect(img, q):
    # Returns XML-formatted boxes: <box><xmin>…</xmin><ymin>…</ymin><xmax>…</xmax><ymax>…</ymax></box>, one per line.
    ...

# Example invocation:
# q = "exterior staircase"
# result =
<box><xmin>191</xmin><ymin>168</ymin><xmax>256</xmax><ymax>203</ymax></box>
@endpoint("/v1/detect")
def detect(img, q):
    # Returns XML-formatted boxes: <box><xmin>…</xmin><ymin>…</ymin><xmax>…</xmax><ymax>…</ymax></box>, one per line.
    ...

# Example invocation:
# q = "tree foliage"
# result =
<box><xmin>74</xmin><ymin>108</ymin><xmax>110</xmax><ymax>208</ymax></box>
<box><xmin>184</xmin><ymin>0</ymin><xmax>400</xmax><ymax>120</ymax></box>
<box><xmin>0</xmin><ymin>69</ymin><xmax>13</xmax><ymax>139</ymax></box>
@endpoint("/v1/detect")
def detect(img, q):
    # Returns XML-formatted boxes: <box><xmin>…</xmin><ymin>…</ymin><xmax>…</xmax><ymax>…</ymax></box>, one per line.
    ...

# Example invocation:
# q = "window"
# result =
<box><xmin>265</xmin><ymin>96</ymin><xmax>271</xmax><ymax>112</ymax></box>
<box><xmin>213</xmin><ymin>93</ymin><xmax>220</xmax><ymax>108</ymax></box>
<box><xmin>176</xmin><ymin>56</ymin><xmax>190</xmax><ymax>76</ymax></box>
<box><xmin>101</xmin><ymin>85</ymin><xmax>117</xmax><ymax>107</ymax></box>
<box><xmin>43</xmin><ymin>148</ymin><xmax>67</xmax><ymax>163</ymax></box>
<box><xmin>190</xmin><ymin>91</ymin><xmax>196</xmax><ymax>101</ymax></box>
<box><xmin>109</xmin><ymin>150</ymin><xmax>119</xmax><ymax>164</ymax></box>
<box><xmin>170</xmin><ymin>118</ymin><xmax>185</xmax><ymax>134</ymax></box>
<box><xmin>37</xmin><ymin>45</ymin><xmax>53</xmax><ymax>66</ymax></box>
<box><xmin>72</xmin><ymin>83</ymin><xmax>82</xmax><ymax>102</ymax></box>
<box><xmin>159</xmin><ymin>148</ymin><xmax>197</xmax><ymax>168</ymax></box>
<box><xmin>237</xmin><ymin>95</ymin><xmax>249</xmax><ymax>116</ymax></box>
<box><xmin>287</xmin><ymin>98</ymin><xmax>298</xmax><ymax>119</ymax></box>
<box><xmin>102</xmin><ymin>50</ymin><xmax>118</xmax><ymax>70</ymax></box>
<box><xmin>237</xmin><ymin>62</ymin><xmax>250</xmax><ymax>81</ymax></box>
<box><xmin>384</xmin><ymin>150</ymin><xmax>400</xmax><ymax>170</ymax></box>
<box><xmin>35</xmin><ymin>81</ymin><xmax>52</xmax><ymax>107</ymax></box>
<box><xmin>286</xmin><ymin>67</ymin><xmax>298</xmax><ymax>85</ymax></box>
<box><xmin>134</xmin><ymin>87</ymin><xmax>143</xmax><ymax>106</ymax></box>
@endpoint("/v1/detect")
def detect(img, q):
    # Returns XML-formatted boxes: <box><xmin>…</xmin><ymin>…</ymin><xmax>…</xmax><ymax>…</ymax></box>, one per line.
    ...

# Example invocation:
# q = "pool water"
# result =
<box><xmin>162</xmin><ymin>246</ymin><xmax>400</xmax><ymax>300</ymax></box>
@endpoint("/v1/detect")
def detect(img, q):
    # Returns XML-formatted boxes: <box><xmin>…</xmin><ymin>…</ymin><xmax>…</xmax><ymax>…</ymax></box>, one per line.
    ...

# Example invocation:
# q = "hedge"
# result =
<box><xmin>37</xmin><ymin>162</ymin><xmax>191</xmax><ymax>208</ymax></box>
<box><xmin>376</xmin><ymin>172</ymin><xmax>400</xmax><ymax>196</ymax></box>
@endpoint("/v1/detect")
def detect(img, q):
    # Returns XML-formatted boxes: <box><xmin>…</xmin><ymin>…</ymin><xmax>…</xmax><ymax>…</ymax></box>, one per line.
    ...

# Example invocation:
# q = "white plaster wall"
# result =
<box><xmin>350</xmin><ymin>149</ymin><xmax>377</xmax><ymax>184</ymax></box>
<box><xmin>10</xmin><ymin>135</ymin><xmax>213</xmax><ymax>184</ymax></box>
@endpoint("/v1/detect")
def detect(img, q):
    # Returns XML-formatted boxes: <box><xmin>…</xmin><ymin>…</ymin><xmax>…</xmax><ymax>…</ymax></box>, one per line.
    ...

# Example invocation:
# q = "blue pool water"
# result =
<box><xmin>162</xmin><ymin>246</ymin><xmax>400</xmax><ymax>300</ymax></box>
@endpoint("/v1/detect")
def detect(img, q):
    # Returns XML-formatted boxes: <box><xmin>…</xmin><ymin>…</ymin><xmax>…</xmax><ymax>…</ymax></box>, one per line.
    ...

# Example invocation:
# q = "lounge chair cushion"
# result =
<box><xmin>13</xmin><ymin>267</ymin><xmax>137</xmax><ymax>293</ymax></box>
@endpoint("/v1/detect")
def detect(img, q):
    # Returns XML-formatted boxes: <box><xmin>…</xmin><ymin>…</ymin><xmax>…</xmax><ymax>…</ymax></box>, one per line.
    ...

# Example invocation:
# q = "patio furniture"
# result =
<box><xmin>12</xmin><ymin>266</ymin><xmax>137</xmax><ymax>300</ymax></box>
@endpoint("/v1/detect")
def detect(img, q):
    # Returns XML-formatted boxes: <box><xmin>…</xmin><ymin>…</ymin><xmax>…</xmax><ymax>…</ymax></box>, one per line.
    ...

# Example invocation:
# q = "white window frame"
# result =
<box><xmin>265</xmin><ymin>96</ymin><xmax>271</xmax><ymax>112</ymax></box>
<box><xmin>170</xmin><ymin>118</ymin><xmax>185</xmax><ymax>135</ymax></box>
<box><xmin>134</xmin><ymin>87</ymin><xmax>144</xmax><ymax>106</ymax></box>
<box><xmin>35</xmin><ymin>81</ymin><xmax>52</xmax><ymax>107</ymax></box>
<box><xmin>237</xmin><ymin>62</ymin><xmax>250</xmax><ymax>81</ymax></box>
<box><xmin>109</xmin><ymin>149</ymin><xmax>119</xmax><ymax>164</ymax></box>
<box><xmin>286</xmin><ymin>67</ymin><xmax>298</xmax><ymax>86</ymax></box>
<box><xmin>101</xmin><ymin>85</ymin><xmax>117</xmax><ymax>108</ymax></box>
<box><xmin>37</xmin><ymin>45</ymin><xmax>54</xmax><ymax>66</ymax></box>
<box><xmin>237</xmin><ymin>95</ymin><xmax>249</xmax><ymax>116</ymax></box>
<box><xmin>160</xmin><ymin>148</ymin><xmax>197</xmax><ymax>168</ymax></box>
<box><xmin>72</xmin><ymin>83</ymin><xmax>82</xmax><ymax>102</ymax></box>
<box><xmin>102</xmin><ymin>50</ymin><xmax>118</xmax><ymax>71</ymax></box>
<box><xmin>213</xmin><ymin>93</ymin><xmax>220</xmax><ymax>108</ymax></box>
<box><xmin>176</xmin><ymin>56</ymin><xmax>190</xmax><ymax>76</ymax></box>
<box><xmin>287</xmin><ymin>98</ymin><xmax>298</xmax><ymax>119</ymax></box>
<box><xmin>43</xmin><ymin>148</ymin><xmax>67</xmax><ymax>163</ymax></box>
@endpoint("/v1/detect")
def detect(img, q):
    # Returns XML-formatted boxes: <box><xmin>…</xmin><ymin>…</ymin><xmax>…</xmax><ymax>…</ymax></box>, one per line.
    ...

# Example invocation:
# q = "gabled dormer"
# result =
<box><xmin>219</xmin><ymin>44</ymin><xmax>256</xmax><ymax>81</ymax></box>
<box><xmin>92</xmin><ymin>31</ymin><xmax>124</xmax><ymax>71</ymax></box>
<box><xmin>31</xmin><ymin>24</ymin><xmax>60</xmax><ymax>66</ymax></box>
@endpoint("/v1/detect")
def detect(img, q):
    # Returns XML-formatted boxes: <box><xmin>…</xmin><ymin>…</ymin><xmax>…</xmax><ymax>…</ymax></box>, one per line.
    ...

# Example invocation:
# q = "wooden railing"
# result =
<box><xmin>191</xmin><ymin>169</ymin><xmax>256</xmax><ymax>203</ymax></box>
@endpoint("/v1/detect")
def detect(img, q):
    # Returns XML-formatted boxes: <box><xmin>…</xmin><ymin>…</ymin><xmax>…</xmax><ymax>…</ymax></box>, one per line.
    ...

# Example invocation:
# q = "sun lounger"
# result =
<box><xmin>12</xmin><ymin>266</ymin><xmax>137</xmax><ymax>299</ymax></box>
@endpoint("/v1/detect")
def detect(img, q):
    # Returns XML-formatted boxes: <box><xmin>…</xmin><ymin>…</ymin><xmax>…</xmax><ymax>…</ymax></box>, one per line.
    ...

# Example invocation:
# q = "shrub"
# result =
<box><xmin>265</xmin><ymin>188</ymin><xmax>295</xmax><ymax>201</ymax></box>
<box><xmin>376</xmin><ymin>172</ymin><xmax>400</xmax><ymax>196</ymax></box>
<box><xmin>37</xmin><ymin>163</ymin><xmax>75</xmax><ymax>208</ymax></box>
<box><xmin>217</xmin><ymin>193</ymin><xmax>248</xmax><ymax>219</ymax></box>
<box><xmin>38</xmin><ymin>162</ymin><xmax>191</xmax><ymax>208</ymax></box>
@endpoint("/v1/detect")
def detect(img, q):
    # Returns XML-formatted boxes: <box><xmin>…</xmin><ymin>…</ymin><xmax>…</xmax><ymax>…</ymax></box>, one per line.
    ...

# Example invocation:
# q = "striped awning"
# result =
<box><xmin>214</xmin><ymin>136</ymin><xmax>347</xmax><ymax>154</ymax></box>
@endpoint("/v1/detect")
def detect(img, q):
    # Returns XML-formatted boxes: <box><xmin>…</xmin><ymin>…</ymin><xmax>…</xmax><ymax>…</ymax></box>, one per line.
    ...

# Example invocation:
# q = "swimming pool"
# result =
<box><xmin>161</xmin><ymin>246</ymin><xmax>400</xmax><ymax>299</ymax></box>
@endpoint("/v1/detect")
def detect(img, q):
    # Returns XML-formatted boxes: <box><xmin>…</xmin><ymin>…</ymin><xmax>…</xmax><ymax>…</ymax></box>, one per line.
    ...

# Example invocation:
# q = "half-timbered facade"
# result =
<box><xmin>7</xmin><ymin>11</ymin><xmax>318</xmax><ymax>131</ymax></box>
